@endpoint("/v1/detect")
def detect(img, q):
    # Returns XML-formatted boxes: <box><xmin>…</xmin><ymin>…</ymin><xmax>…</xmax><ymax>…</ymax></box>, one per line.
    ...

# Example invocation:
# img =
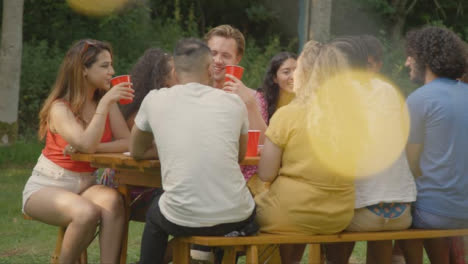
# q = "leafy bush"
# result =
<box><xmin>241</xmin><ymin>37</ymin><xmax>284</xmax><ymax>89</ymax></box>
<box><xmin>19</xmin><ymin>41</ymin><xmax>64</xmax><ymax>137</ymax></box>
<box><xmin>17</xmin><ymin>2</ymin><xmax>291</xmax><ymax>138</ymax></box>
<box><xmin>378</xmin><ymin>34</ymin><xmax>418</xmax><ymax>97</ymax></box>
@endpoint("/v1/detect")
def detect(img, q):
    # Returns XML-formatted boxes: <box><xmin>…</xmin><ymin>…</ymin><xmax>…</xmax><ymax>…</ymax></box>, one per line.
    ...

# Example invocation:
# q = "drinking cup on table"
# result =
<box><xmin>224</xmin><ymin>65</ymin><xmax>244</xmax><ymax>82</ymax></box>
<box><xmin>110</xmin><ymin>75</ymin><xmax>133</xmax><ymax>105</ymax></box>
<box><xmin>246</xmin><ymin>130</ymin><xmax>261</xmax><ymax>157</ymax></box>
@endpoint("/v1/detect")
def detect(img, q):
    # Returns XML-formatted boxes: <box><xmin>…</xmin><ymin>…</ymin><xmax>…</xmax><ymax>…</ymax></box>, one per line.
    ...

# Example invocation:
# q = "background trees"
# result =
<box><xmin>0</xmin><ymin>0</ymin><xmax>24</xmax><ymax>145</ymax></box>
<box><xmin>0</xmin><ymin>0</ymin><xmax>466</xmax><ymax>140</ymax></box>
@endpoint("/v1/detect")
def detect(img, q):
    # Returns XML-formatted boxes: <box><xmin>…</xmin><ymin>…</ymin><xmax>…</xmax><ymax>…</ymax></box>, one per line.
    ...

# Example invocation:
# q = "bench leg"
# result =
<box><xmin>308</xmin><ymin>244</ymin><xmax>322</xmax><ymax>264</ymax></box>
<box><xmin>246</xmin><ymin>245</ymin><xmax>259</xmax><ymax>264</ymax></box>
<box><xmin>51</xmin><ymin>226</ymin><xmax>66</xmax><ymax>264</ymax></box>
<box><xmin>222</xmin><ymin>247</ymin><xmax>237</xmax><ymax>264</ymax></box>
<box><xmin>51</xmin><ymin>226</ymin><xmax>88</xmax><ymax>264</ymax></box>
<box><xmin>172</xmin><ymin>239</ymin><xmax>190</xmax><ymax>264</ymax></box>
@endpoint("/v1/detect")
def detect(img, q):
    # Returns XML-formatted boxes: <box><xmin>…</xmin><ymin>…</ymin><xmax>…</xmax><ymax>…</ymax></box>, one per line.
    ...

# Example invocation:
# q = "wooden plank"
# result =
<box><xmin>114</xmin><ymin>170</ymin><xmax>162</xmax><ymax>188</ymax></box>
<box><xmin>71</xmin><ymin>153</ymin><xmax>259</xmax><ymax>169</ymax></box>
<box><xmin>178</xmin><ymin>229</ymin><xmax>468</xmax><ymax>246</ymax></box>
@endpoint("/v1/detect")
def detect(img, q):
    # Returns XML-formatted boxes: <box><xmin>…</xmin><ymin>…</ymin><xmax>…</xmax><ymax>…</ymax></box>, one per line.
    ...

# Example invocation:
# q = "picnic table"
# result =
<box><xmin>71</xmin><ymin>152</ymin><xmax>259</xmax><ymax>264</ymax></box>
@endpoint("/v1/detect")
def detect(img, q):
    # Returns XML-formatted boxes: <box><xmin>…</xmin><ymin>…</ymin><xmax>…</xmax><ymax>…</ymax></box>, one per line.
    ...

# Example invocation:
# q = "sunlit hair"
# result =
<box><xmin>204</xmin><ymin>24</ymin><xmax>245</xmax><ymax>58</ymax></box>
<box><xmin>38</xmin><ymin>39</ymin><xmax>112</xmax><ymax>140</ymax></box>
<box><xmin>259</xmin><ymin>51</ymin><xmax>297</xmax><ymax>120</ymax></box>
<box><xmin>406</xmin><ymin>26</ymin><xmax>467</xmax><ymax>80</ymax></box>
<box><xmin>120</xmin><ymin>48</ymin><xmax>173</xmax><ymax>120</ymax></box>
<box><xmin>293</xmin><ymin>40</ymin><xmax>349</xmax><ymax>103</ymax></box>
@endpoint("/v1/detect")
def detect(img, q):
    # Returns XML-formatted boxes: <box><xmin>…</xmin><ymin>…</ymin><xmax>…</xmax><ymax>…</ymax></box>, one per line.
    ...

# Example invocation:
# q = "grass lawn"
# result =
<box><xmin>0</xmin><ymin>140</ymin><xmax>428</xmax><ymax>263</ymax></box>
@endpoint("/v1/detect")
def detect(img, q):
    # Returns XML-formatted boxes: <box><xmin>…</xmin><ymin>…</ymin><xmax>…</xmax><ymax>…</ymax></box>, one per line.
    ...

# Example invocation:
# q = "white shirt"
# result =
<box><xmin>355</xmin><ymin>153</ymin><xmax>417</xmax><ymax>208</ymax></box>
<box><xmin>135</xmin><ymin>83</ymin><xmax>255</xmax><ymax>227</ymax></box>
<box><xmin>354</xmin><ymin>78</ymin><xmax>417</xmax><ymax>208</ymax></box>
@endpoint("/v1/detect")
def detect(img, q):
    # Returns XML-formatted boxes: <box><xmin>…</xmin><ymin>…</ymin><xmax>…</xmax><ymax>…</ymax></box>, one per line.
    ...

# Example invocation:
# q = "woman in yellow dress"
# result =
<box><xmin>255</xmin><ymin>41</ymin><xmax>355</xmax><ymax>263</ymax></box>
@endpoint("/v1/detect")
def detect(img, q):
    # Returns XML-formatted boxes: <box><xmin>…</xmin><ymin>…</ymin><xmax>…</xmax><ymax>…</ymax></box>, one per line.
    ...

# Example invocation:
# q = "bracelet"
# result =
<box><xmin>95</xmin><ymin>112</ymin><xmax>105</xmax><ymax>116</ymax></box>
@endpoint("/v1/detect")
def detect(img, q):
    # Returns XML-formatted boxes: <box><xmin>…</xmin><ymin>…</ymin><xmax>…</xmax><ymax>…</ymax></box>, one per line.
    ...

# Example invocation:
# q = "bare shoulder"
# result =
<box><xmin>49</xmin><ymin>100</ymin><xmax>75</xmax><ymax>122</ymax></box>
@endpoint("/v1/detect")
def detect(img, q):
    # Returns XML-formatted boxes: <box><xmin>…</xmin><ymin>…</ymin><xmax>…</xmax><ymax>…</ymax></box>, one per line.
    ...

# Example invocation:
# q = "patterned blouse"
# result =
<box><xmin>241</xmin><ymin>91</ymin><xmax>269</xmax><ymax>180</ymax></box>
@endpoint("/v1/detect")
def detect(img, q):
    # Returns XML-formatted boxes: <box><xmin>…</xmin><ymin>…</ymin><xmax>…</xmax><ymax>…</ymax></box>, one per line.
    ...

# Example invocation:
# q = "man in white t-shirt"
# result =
<box><xmin>130</xmin><ymin>38</ymin><xmax>256</xmax><ymax>264</ymax></box>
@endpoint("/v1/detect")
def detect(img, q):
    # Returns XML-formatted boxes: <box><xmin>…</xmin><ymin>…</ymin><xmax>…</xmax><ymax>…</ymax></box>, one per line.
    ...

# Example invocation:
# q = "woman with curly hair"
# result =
<box><xmin>399</xmin><ymin>26</ymin><xmax>468</xmax><ymax>264</ymax></box>
<box><xmin>100</xmin><ymin>48</ymin><xmax>176</xmax><ymax>217</ymax></box>
<box><xmin>120</xmin><ymin>48</ymin><xmax>176</xmax><ymax>129</ymax></box>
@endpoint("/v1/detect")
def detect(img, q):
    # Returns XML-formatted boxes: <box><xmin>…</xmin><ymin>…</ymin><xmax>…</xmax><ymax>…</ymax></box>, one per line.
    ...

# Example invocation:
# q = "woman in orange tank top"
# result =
<box><xmin>21</xmin><ymin>39</ymin><xmax>133</xmax><ymax>264</ymax></box>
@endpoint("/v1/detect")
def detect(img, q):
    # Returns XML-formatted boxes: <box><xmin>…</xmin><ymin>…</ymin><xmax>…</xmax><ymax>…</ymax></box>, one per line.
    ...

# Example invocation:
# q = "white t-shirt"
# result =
<box><xmin>134</xmin><ymin>83</ymin><xmax>255</xmax><ymax>227</ymax></box>
<box><xmin>355</xmin><ymin>153</ymin><xmax>417</xmax><ymax>208</ymax></box>
<box><xmin>354</xmin><ymin>78</ymin><xmax>417</xmax><ymax>208</ymax></box>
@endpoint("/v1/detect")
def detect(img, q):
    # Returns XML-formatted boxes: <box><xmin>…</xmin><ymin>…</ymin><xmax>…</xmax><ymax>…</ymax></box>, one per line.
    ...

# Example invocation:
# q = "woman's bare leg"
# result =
<box><xmin>367</xmin><ymin>240</ymin><xmax>392</xmax><ymax>264</ymax></box>
<box><xmin>324</xmin><ymin>242</ymin><xmax>354</xmax><ymax>264</ymax></box>
<box><xmin>423</xmin><ymin>238</ymin><xmax>450</xmax><ymax>264</ymax></box>
<box><xmin>279</xmin><ymin>244</ymin><xmax>306</xmax><ymax>264</ymax></box>
<box><xmin>398</xmin><ymin>239</ymin><xmax>423</xmax><ymax>264</ymax></box>
<box><xmin>82</xmin><ymin>185</ymin><xmax>124</xmax><ymax>264</ymax></box>
<box><xmin>24</xmin><ymin>187</ymin><xmax>100</xmax><ymax>264</ymax></box>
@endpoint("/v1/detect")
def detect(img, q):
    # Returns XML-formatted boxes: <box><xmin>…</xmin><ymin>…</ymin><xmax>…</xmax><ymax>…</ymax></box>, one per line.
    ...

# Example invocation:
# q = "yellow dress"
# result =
<box><xmin>247</xmin><ymin>89</ymin><xmax>295</xmax><ymax>196</ymax></box>
<box><xmin>255</xmin><ymin>103</ymin><xmax>355</xmax><ymax>235</ymax></box>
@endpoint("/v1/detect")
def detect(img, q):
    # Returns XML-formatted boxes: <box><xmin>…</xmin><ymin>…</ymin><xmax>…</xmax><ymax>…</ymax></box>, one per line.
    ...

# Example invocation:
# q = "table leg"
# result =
<box><xmin>118</xmin><ymin>184</ymin><xmax>130</xmax><ymax>264</ymax></box>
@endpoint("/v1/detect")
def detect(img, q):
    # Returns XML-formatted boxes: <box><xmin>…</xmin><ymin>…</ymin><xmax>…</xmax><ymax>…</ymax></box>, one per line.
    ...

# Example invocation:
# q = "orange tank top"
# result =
<box><xmin>42</xmin><ymin>106</ymin><xmax>113</xmax><ymax>172</ymax></box>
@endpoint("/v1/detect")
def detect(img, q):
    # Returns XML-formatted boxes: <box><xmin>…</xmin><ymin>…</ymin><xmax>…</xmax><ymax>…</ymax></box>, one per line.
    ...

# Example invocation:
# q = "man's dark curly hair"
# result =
<box><xmin>120</xmin><ymin>48</ymin><xmax>173</xmax><ymax>120</ymax></box>
<box><xmin>405</xmin><ymin>26</ymin><xmax>467</xmax><ymax>80</ymax></box>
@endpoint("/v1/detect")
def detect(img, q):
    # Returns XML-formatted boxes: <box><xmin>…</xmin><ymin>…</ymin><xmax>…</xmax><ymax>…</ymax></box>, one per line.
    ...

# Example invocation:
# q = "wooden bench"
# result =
<box><xmin>23</xmin><ymin>214</ymin><xmax>88</xmax><ymax>264</ymax></box>
<box><xmin>171</xmin><ymin>229</ymin><xmax>468</xmax><ymax>264</ymax></box>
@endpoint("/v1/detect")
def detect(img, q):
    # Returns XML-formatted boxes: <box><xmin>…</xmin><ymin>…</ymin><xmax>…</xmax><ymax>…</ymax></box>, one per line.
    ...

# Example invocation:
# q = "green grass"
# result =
<box><xmin>0</xmin><ymin>141</ymin><xmax>430</xmax><ymax>264</ymax></box>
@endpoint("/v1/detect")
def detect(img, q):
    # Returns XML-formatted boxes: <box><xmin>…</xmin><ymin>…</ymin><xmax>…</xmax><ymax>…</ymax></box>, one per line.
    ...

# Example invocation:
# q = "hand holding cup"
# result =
<box><xmin>110</xmin><ymin>75</ymin><xmax>134</xmax><ymax>105</ymax></box>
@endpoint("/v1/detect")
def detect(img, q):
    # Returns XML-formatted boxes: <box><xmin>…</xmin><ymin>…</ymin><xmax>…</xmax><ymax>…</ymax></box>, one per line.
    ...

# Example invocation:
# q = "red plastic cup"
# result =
<box><xmin>225</xmin><ymin>65</ymin><xmax>244</xmax><ymax>82</ymax></box>
<box><xmin>110</xmin><ymin>75</ymin><xmax>133</xmax><ymax>105</ymax></box>
<box><xmin>246</xmin><ymin>130</ymin><xmax>260</xmax><ymax>157</ymax></box>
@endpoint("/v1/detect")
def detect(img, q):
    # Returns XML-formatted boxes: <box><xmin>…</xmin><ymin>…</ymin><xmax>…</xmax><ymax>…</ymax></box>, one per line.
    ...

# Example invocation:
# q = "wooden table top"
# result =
<box><xmin>71</xmin><ymin>152</ymin><xmax>260</xmax><ymax>169</ymax></box>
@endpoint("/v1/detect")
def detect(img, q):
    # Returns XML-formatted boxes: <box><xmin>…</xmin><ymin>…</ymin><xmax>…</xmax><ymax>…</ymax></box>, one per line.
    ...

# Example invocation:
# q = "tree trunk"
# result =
<box><xmin>390</xmin><ymin>14</ymin><xmax>406</xmax><ymax>43</ymax></box>
<box><xmin>389</xmin><ymin>0</ymin><xmax>418</xmax><ymax>43</ymax></box>
<box><xmin>0</xmin><ymin>0</ymin><xmax>24</xmax><ymax>145</ymax></box>
<box><xmin>309</xmin><ymin>0</ymin><xmax>333</xmax><ymax>43</ymax></box>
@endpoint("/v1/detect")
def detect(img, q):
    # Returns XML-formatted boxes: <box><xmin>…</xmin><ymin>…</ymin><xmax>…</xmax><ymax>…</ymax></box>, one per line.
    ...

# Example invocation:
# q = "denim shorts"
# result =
<box><xmin>22</xmin><ymin>154</ymin><xmax>96</xmax><ymax>213</ymax></box>
<box><xmin>412</xmin><ymin>207</ymin><xmax>468</xmax><ymax>229</ymax></box>
<box><xmin>346</xmin><ymin>205</ymin><xmax>412</xmax><ymax>232</ymax></box>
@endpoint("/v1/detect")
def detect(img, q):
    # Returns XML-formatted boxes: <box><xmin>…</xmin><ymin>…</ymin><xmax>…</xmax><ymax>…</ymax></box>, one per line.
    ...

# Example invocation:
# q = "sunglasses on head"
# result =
<box><xmin>81</xmin><ymin>40</ymin><xmax>97</xmax><ymax>55</ymax></box>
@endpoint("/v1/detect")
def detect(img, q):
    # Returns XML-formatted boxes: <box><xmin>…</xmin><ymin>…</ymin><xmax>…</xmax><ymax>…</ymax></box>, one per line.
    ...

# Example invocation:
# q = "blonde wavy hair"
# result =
<box><xmin>293</xmin><ymin>40</ymin><xmax>350</xmax><ymax>103</ymax></box>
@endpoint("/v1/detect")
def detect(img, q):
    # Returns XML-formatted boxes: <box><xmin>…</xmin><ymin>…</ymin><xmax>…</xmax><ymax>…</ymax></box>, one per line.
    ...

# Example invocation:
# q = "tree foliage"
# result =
<box><xmin>4</xmin><ymin>0</ymin><xmax>288</xmax><ymax>137</ymax></box>
<box><xmin>357</xmin><ymin>0</ymin><xmax>468</xmax><ymax>40</ymax></box>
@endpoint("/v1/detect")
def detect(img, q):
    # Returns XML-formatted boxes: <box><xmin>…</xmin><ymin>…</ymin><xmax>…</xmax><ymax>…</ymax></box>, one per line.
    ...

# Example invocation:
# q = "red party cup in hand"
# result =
<box><xmin>246</xmin><ymin>130</ymin><xmax>261</xmax><ymax>157</ymax></box>
<box><xmin>224</xmin><ymin>65</ymin><xmax>244</xmax><ymax>83</ymax></box>
<box><xmin>110</xmin><ymin>75</ymin><xmax>133</xmax><ymax>105</ymax></box>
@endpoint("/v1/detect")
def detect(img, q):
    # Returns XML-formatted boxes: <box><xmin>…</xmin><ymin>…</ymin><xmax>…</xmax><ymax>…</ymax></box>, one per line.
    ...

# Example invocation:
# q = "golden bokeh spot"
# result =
<box><xmin>308</xmin><ymin>70</ymin><xmax>409</xmax><ymax>179</ymax></box>
<box><xmin>67</xmin><ymin>0</ymin><xmax>129</xmax><ymax>17</ymax></box>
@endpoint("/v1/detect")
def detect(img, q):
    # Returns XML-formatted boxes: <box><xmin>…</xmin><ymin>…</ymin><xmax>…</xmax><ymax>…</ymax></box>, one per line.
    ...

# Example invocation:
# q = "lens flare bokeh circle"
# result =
<box><xmin>307</xmin><ymin>71</ymin><xmax>409</xmax><ymax>179</ymax></box>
